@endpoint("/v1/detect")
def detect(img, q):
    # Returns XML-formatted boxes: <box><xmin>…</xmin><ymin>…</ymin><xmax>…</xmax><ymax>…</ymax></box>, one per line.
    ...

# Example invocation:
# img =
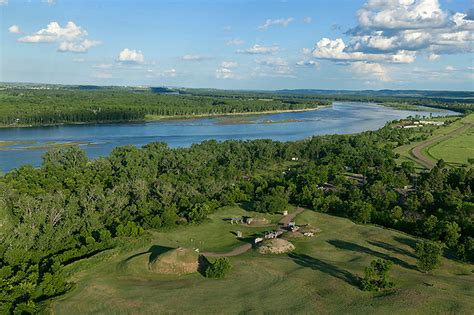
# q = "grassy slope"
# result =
<box><xmin>426</xmin><ymin>114</ymin><xmax>474</xmax><ymax>166</ymax></box>
<box><xmin>49</xmin><ymin>206</ymin><xmax>474</xmax><ymax>314</ymax></box>
<box><xmin>394</xmin><ymin>115</ymin><xmax>471</xmax><ymax>169</ymax></box>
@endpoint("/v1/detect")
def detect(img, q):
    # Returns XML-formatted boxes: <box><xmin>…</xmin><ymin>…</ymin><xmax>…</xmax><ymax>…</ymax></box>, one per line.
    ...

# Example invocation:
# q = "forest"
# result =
<box><xmin>0</xmin><ymin>120</ymin><xmax>472</xmax><ymax>313</ymax></box>
<box><xmin>0</xmin><ymin>87</ymin><xmax>330</xmax><ymax>127</ymax></box>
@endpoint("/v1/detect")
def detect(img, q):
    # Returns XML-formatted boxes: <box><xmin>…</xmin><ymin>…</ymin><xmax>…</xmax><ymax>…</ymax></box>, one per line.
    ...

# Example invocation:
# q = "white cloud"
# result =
<box><xmin>221</xmin><ymin>61</ymin><xmax>238</xmax><ymax>68</ymax></box>
<box><xmin>8</xmin><ymin>25</ymin><xmax>20</xmax><ymax>34</ymax></box>
<box><xmin>427</xmin><ymin>53</ymin><xmax>439</xmax><ymax>61</ymax></box>
<box><xmin>313</xmin><ymin>38</ymin><xmax>416</xmax><ymax>63</ymax></box>
<box><xmin>445</xmin><ymin>65</ymin><xmax>456</xmax><ymax>71</ymax></box>
<box><xmin>258</xmin><ymin>18</ymin><xmax>294</xmax><ymax>30</ymax></box>
<box><xmin>256</xmin><ymin>57</ymin><xmax>288</xmax><ymax>67</ymax></box>
<box><xmin>255</xmin><ymin>58</ymin><xmax>294</xmax><ymax>77</ymax></box>
<box><xmin>296</xmin><ymin>60</ymin><xmax>320</xmax><ymax>68</ymax></box>
<box><xmin>18</xmin><ymin>21</ymin><xmax>99</xmax><ymax>53</ymax></box>
<box><xmin>225</xmin><ymin>38</ymin><xmax>244</xmax><ymax>46</ymax></box>
<box><xmin>350</xmin><ymin>61</ymin><xmax>391</xmax><ymax>82</ymax></box>
<box><xmin>301</xmin><ymin>48</ymin><xmax>311</xmax><ymax>55</ymax></box>
<box><xmin>303</xmin><ymin>17</ymin><xmax>313</xmax><ymax>24</ymax></box>
<box><xmin>19</xmin><ymin>21</ymin><xmax>86</xmax><ymax>43</ymax></box>
<box><xmin>237</xmin><ymin>44</ymin><xmax>280</xmax><ymax>55</ymax></box>
<box><xmin>180</xmin><ymin>54</ymin><xmax>205</xmax><ymax>61</ymax></box>
<box><xmin>43</xmin><ymin>0</ymin><xmax>56</xmax><ymax>5</ymax></box>
<box><xmin>72</xmin><ymin>58</ymin><xmax>85</xmax><ymax>63</ymax></box>
<box><xmin>118</xmin><ymin>48</ymin><xmax>144</xmax><ymax>63</ymax></box>
<box><xmin>58</xmin><ymin>39</ymin><xmax>100</xmax><ymax>53</ymax></box>
<box><xmin>0</xmin><ymin>0</ymin><xmax>8</xmax><ymax>6</ymax></box>
<box><xmin>312</xmin><ymin>0</ymin><xmax>473</xmax><ymax>79</ymax></box>
<box><xmin>216</xmin><ymin>61</ymin><xmax>239</xmax><ymax>79</ymax></box>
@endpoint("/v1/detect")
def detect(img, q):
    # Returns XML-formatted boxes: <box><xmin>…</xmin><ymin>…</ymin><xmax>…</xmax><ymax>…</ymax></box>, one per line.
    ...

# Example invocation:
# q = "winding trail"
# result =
<box><xmin>410</xmin><ymin>122</ymin><xmax>472</xmax><ymax>169</ymax></box>
<box><xmin>202</xmin><ymin>207</ymin><xmax>306</xmax><ymax>257</ymax></box>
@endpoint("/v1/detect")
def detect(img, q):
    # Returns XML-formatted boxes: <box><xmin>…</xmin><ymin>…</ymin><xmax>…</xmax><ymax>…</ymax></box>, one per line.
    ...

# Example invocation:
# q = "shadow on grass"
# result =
<box><xmin>198</xmin><ymin>255</ymin><xmax>210</xmax><ymax>277</ymax></box>
<box><xmin>288</xmin><ymin>252</ymin><xmax>361</xmax><ymax>288</ymax></box>
<box><xmin>328</xmin><ymin>240</ymin><xmax>416</xmax><ymax>270</ymax></box>
<box><xmin>367</xmin><ymin>240</ymin><xmax>416</xmax><ymax>259</ymax></box>
<box><xmin>122</xmin><ymin>245</ymin><xmax>174</xmax><ymax>265</ymax></box>
<box><xmin>393</xmin><ymin>236</ymin><xmax>417</xmax><ymax>250</ymax></box>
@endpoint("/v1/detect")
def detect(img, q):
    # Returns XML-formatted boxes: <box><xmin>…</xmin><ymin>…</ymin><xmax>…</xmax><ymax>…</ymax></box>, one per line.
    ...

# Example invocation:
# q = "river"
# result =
<box><xmin>0</xmin><ymin>102</ymin><xmax>457</xmax><ymax>173</ymax></box>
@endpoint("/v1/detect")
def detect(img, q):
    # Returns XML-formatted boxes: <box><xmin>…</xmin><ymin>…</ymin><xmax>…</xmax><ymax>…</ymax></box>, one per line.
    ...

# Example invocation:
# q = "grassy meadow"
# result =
<box><xmin>48</xmin><ymin>206</ymin><xmax>474</xmax><ymax>314</ymax></box>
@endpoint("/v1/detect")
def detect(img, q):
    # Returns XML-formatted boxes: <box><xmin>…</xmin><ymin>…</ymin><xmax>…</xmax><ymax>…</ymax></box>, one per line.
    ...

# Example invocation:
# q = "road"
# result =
<box><xmin>410</xmin><ymin>122</ymin><xmax>472</xmax><ymax>169</ymax></box>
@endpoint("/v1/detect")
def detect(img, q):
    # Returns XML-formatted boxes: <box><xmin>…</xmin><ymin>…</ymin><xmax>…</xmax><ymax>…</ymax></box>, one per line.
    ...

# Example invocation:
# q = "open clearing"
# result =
<box><xmin>48</xmin><ymin>206</ymin><xmax>474</xmax><ymax>314</ymax></box>
<box><xmin>395</xmin><ymin>114</ymin><xmax>473</xmax><ymax>169</ymax></box>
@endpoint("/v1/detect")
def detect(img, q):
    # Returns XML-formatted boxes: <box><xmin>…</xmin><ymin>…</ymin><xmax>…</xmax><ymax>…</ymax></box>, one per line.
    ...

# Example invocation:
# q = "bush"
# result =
<box><xmin>361</xmin><ymin>259</ymin><xmax>394</xmax><ymax>291</ymax></box>
<box><xmin>205</xmin><ymin>257</ymin><xmax>232</xmax><ymax>279</ymax></box>
<box><xmin>415</xmin><ymin>240</ymin><xmax>442</xmax><ymax>273</ymax></box>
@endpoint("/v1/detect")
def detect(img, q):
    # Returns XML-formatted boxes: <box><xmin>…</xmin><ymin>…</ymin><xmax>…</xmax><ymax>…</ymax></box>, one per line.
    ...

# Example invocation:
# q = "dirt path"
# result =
<box><xmin>410</xmin><ymin>122</ymin><xmax>472</xmax><ymax>169</ymax></box>
<box><xmin>202</xmin><ymin>243</ymin><xmax>252</xmax><ymax>257</ymax></box>
<box><xmin>203</xmin><ymin>207</ymin><xmax>306</xmax><ymax>257</ymax></box>
<box><xmin>279</xmin><ymin>207</ymin><xmax>305</xmax><ymax>227</ymax></box>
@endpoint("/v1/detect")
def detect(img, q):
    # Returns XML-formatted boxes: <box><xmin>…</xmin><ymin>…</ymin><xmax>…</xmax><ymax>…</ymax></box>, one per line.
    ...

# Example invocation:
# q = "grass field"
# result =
<box><xmin>426</xmin><ymin>114</ymin><xmax>474</xmax><ymax>166</ymax></box>
<box><xmin>48</xmin><ymin>206</ymin><xmax>474</xmax><ymax>314</ymax></box>
<box><xmin>395</xmin><ymin>114</ymin><xmax>473</xmax><ymax>169</ymax></box>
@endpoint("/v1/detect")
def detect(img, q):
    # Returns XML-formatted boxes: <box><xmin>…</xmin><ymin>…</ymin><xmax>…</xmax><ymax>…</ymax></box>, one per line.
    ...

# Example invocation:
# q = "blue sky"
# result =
<box><xmin>1</xmin><ymin>0</ymin><xmax>473</xmax><ymax>90</ymax></box>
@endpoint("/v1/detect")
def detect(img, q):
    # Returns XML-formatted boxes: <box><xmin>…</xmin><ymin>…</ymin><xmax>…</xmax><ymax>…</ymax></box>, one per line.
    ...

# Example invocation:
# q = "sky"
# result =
<box><xmin>1</xmin><ymin>0</ymin><xmax>473</xmax><ymax>90</ymax></box>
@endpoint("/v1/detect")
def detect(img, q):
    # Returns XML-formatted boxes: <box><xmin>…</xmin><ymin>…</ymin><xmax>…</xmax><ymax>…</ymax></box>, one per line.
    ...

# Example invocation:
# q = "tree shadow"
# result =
<box><xmin>328</xmin><ymin>240</ymin><xmax>416</xmax><ymax>270</ymax></box>
<box><xmin>240</xmin><ymin>201</ymin><xmax>255</xmax><ymax>211</ymax></box>
<box><xmin>393</xmin><ymin>236</ymin><xmax>417</xmax><ymax>250</ymax></box>
<box><xmin>198</xmin><ymin>255</ymin><xmax>211</xmax><ymax>277</ymax></box>
<box><xmin>288</xmin><ymin>252</ymin><xmax>361</xmax><ymax>288</ymax></box>
<box><xmin>367</xmin><ymin>240</ymin><xmax>416</xmax><ymax>259</ymax></box>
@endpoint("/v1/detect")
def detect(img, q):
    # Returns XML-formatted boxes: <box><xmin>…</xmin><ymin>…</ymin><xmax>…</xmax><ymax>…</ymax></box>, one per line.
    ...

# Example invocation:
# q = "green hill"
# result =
<box><xmin>48</xmin><ymin>206</ymin><xmax>474</xmax><ymax>314</ymax></box>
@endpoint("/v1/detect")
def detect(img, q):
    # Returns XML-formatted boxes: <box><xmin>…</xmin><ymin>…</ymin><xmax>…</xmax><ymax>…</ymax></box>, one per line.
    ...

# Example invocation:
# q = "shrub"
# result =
<box><xmin>361</xmin><ymin>259</ymin><xmax>394</xmax><ymax>291</ymax></box>
<box><xmin>205</xmin><ymin>257</ymin><xmax>232</xmax><ymax>279</ymax></box>
<box><xmin>415</xmin><ymin>240</ymin><xmax>442</xmax><ymax>273</ymax></box>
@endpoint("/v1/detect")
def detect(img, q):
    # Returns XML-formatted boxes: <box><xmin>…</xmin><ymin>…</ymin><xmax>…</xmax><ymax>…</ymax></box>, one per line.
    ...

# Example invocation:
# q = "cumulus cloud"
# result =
<box><xmin>58</xmin><ymin>39</ymin><xmax>100</xmax><ymax>53</ymax></box>
<box><xmin>8</xmin><ymin>25</ymin><xmax>20</xmax><ymax>34</ymax></box>
<box><xmin>256</xmin><ymin>57</ymin><xmax>288</xmax><ymax>67</ymax></box>
<box><xmin>312</xmin><ymin>0</ymin><xmax>473</xmax><ymax>80</ymax></box>
<box><xmin>225</xmin><ymin>38</ymin><xmax>244</xmax><ymax>46</ymax></box>
<box><xmin>350</xmin><ymin>61</ymin><xmax>391</xmax><ymax>81</ymax></box>
<box><xmin>118</xmin><ymin>48</ymin><xmax>144</xmax><ymax>63</ymax></box>
<box><xmin>0</xmin><ymin>0</ymin><xmax>8</xmax><ymax>6</ymax></box>
<box><xmin>258</xmin><ymin>18</ymin><xmax>294</xmax><ymax>30</ymax></box>
<box><xmin>237</xmin><ymin>44</ymin><xmax>280</xmax><ymax>55</ymax></box>
<box><xmin>18</xmin><ymin>21</ymin><xmax>100</xmax><ymax>53</ymax></box>
<box><xmin>303</xmin><ymin>17</ymin><xmax>313</xmax><ymax>24</ymax></box>
<box><xmin>216</xmin><ymin>61</ymin><xmax>239</xmax><ymax>79</ymax></box>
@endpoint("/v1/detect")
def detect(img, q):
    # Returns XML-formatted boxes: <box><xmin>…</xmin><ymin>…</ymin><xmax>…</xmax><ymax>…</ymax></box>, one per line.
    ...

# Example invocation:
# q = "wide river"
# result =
<box><xmin>0</xmin><ymin>102</ymin><xmax>457</xmax><ymax>173</ymax></box>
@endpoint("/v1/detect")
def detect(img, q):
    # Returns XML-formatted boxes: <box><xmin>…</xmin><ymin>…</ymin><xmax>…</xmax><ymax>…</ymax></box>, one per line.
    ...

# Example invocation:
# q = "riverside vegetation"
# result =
<box><xmin>0</xmin><ymin>115</ymin><xmax>473</xmax><ymax>313</ymax></box>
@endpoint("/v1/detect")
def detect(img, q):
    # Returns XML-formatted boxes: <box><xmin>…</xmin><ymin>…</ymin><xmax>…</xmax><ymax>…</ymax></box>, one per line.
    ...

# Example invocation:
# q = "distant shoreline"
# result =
<box><xmin>0</xmin><ymin>105</ymin><xmax>331</xmax><ymax>129</ymax></box>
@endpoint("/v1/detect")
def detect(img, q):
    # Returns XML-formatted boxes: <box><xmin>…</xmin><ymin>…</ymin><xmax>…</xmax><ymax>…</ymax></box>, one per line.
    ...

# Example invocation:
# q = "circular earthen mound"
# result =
<box><xmin>257</xmin><ymin>238</ymin><xmax>295</xmax><ymax>254</ymax></box>
<box><xmin>149</xmin><ymin>247</ymin><xmax>199</xmax><ymax>275</ymax></box>
<box><xmin>282</xmin><ymin>231</ymin><xmax>304</xmax><ymax>240</ymax></box>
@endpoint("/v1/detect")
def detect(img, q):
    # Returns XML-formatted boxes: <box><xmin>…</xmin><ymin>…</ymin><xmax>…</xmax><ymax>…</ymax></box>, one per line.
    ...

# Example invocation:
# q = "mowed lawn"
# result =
<box><xmin>427</xmin><ymin>115</ymin><xmax>474</xmax><ymax>166</ymax></box>
<box><xmin>395</xmin><ymin>114</ymin><xmax>473</xmax><ymax>169</ymax></box>
<box><xmin>49</xmin><ymin>207</ymin><xmax>474</xmax><ymax>314</ymax></box>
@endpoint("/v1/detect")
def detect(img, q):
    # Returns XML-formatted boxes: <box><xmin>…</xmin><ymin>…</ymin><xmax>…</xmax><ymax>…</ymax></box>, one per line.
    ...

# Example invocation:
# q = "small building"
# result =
<box><xmin>283</xmin><ymin>210</ymin><xmax>288</xmax><ymax>216</ymax></box>
<box><xmin>236</xmin><ymin>231</ymin><xmax>242</xmax><ymax>238</ymax></box>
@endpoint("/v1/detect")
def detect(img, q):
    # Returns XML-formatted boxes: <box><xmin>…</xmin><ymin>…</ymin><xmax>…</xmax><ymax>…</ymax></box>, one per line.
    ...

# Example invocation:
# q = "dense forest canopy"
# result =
<box><xmin>0</xmin><ymin>84</ymin><xmax>472</xmax><ymax>127</ymax></box>
<box><xmin>0</xmin><ymin>119</ymin><xmax>472</xmax><ymax>313</ymax></box>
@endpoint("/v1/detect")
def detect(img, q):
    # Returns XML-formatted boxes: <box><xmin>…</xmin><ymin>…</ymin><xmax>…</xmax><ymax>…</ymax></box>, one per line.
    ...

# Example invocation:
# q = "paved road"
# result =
<box><xmin>202</xmin><ymin>207</ymin><xmax>306</xmax><ymax>257</ymax></box>
<box><xmin>410</xmin><ymin>122</ymin><xmax>472</xmax><ymax>169</ymax></box>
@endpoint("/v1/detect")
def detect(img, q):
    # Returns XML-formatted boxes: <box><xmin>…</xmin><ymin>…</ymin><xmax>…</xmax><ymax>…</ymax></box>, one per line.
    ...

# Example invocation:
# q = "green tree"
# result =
<box><xmin>361</xmin><ymin>259</ymin><xmax>394</xmax><ymax>291</ymax></box>
<box><xmin>205</xmin><ymin>257</ymin><xmax>232</xmax><ymax>279</ymax></box>
<box><xmin>415</xmin><ymin>240</ymin><xmax>442</xmax><ymax>273</ymax></box>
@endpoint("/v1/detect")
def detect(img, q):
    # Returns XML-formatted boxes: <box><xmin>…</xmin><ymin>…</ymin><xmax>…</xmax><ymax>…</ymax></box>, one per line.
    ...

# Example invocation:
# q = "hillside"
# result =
<box><xmin>49</xmin><ymin>206</ymin><xmax>474</xmax><ymax>314</ymax></box>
